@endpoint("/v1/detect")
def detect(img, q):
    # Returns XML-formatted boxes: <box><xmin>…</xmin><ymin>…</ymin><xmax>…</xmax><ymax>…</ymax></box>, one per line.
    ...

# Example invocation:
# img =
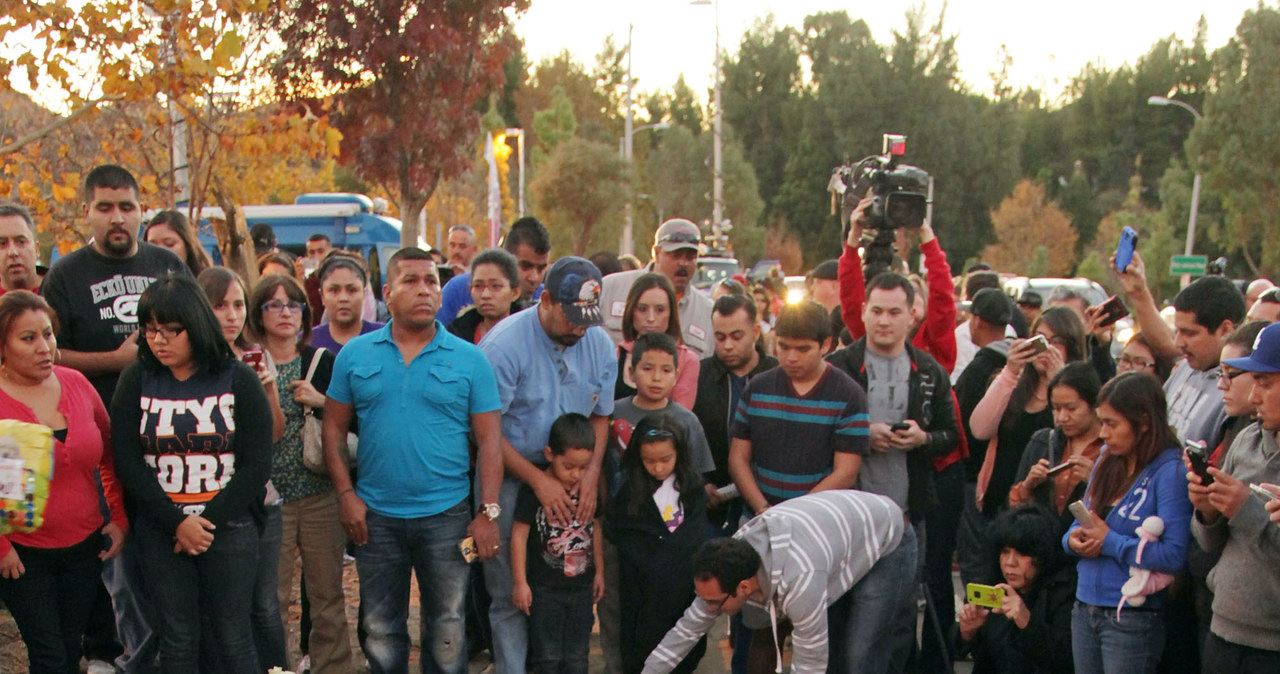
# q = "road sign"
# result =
<box><xmin>1170</xmin><ymin>255</ymin><xmax>1207</xmax><ymax>276</ymax></box>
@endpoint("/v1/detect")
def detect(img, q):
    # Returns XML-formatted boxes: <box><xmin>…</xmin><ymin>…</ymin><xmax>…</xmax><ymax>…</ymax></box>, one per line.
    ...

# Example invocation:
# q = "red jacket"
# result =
<box><xmin>0</xmin><ymin>366</ymin><xmax>127</xmax><ymax>558</ymax></box>
<box><xmin>838</xmin><ymin>237</ymin><xmax>965</xmax><ymax>470</ymax></box>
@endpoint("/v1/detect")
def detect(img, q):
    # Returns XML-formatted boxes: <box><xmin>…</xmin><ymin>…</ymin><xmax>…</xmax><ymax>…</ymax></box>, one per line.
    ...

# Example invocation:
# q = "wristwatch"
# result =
<box><xmin>481</xmin><ymin>503</ymin><xmax>501</xmax><ymax>522</ymax></box>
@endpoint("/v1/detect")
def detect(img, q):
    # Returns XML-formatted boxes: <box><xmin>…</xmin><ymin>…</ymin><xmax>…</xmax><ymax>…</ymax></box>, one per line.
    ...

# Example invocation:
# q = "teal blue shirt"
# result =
<box><xmin>328</xmin><ymin>321</ymin><xmax>500</xmax><ymax>518</ymax></box>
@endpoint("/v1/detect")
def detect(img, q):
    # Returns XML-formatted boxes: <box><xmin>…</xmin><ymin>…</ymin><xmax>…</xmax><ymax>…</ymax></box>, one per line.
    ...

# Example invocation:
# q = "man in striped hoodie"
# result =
<box><xmin>642</xmin><ymin>490</ymin><xmax>910</xmax><ymax>674</ymax></box>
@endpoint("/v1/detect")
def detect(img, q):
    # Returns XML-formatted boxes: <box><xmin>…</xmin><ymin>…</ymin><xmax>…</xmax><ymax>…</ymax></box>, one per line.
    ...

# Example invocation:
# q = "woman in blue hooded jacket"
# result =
<box><xmin>1063</xmin><ymin>372</ymin><xmax>1193</xmax><ymax>674</ymax></box>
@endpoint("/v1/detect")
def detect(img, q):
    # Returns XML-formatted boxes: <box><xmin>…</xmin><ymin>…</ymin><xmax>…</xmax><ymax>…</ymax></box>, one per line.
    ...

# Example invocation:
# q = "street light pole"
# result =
<box><xmin>622</xmin><ymin>24</ymin><xmax>636</xmax><ymax>256</ymax></box>
<box><xmin>691</xmin><ymin>0</ymin><xmax>723</xmax><ymax>243</ymax></box>
<box><xmin>1147</xmin><ymin>95</ymin><xmax>1203</xmax><ymax>287</ymax></box>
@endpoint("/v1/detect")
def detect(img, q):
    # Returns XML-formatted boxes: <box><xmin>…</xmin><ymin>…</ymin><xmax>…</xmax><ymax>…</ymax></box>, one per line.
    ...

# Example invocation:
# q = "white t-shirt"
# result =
<box><xmin>653</xmin><ymin>475</ymin><xmax>684</xmax><ymax>532</ymax></box>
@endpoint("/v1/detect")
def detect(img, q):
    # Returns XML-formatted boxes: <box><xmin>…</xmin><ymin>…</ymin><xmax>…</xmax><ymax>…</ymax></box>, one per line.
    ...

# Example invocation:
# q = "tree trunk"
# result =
<box><xmin>400</xmin><ymin>195</ymin><xmax>427</xmax><ymax>249</ymax></box>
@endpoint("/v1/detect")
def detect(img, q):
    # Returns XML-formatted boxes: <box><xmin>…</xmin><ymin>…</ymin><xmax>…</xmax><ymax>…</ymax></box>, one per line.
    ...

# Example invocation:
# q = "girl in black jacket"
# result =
<box><xmin>605</xmin><ymin>414</ymin><xmax>709</xmax><ymax>674</ymax></box>
<box><xmin>958</xmin><ymin>505</ymin><xmax>1076</xmax><ymax>674</ymax></box>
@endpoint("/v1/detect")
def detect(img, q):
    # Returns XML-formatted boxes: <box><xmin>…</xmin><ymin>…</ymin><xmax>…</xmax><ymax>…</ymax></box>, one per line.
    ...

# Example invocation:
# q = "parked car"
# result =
<box><xmin>693</xmin><ymin>256</ymin><xmax>741</xmax><ymax>293</ymax></box>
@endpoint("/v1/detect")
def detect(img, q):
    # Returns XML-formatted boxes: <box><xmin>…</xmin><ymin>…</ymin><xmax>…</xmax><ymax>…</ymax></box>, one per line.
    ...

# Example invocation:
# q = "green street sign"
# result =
<box><xmin>1170</xmin><ymin>254</ymin><xmax>1208</xmax><ymax>276</ymax></box>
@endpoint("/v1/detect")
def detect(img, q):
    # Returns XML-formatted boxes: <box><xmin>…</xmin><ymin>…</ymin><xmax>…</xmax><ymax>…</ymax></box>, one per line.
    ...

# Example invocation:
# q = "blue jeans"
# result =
<box><xmin>253</xmin><ymin>504</ymin><xmax>287</xmax><ymax>669</ymax></box>
<box><xmin>527</xmin><ymin>580</ymin><xmax>594</xmax><ymax>674</ymax></box>
<box><xmin>0</xmin><ymin>532</ymin><xmax>103</xmax><ymax>674</ymax></box>
<box><xmin>104</xmin><ymin>533</ymin><xmax>161</xmax><ymax>673</ymax></box>
<box><xmin>135</xmin><ymin>515</ymin><xmax>261</xmax><ymax>674</ymax></box>
<box><xmin>1072</xmin><ymin>602</ymin><xmax>1165</xmax><ymax>674</ymax></box>
<box><xmin>832</xmin><ymin>522</ymin><xmax>919</xmax><ymax>674</ymax></box>
<box><xmin>480</xmin><ymin>475</ymin><xmax>528</xmax><ymax>674</ymax></box>
<box><xmin>357</xmin><ymin>500</ymin><xmax>471</xmax><ymax>674</ymax></box>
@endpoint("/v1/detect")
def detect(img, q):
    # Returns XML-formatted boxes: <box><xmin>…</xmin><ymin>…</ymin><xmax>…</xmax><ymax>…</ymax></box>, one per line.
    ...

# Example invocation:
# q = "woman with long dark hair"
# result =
<box><xmin>1065</xmin><ymin>372</ymin><xmax>1193</xmax><ymax>674</ymax></box>
<box><xmin>110</xmin><ymin>273</ymin><xmax>272</xmax><ymax>672</ymax></box>
<box><xmin>145</xmin><ymin>210</ymin><xmax>212</xmax><ymax>277</ymax></box>
<box><xmin>1009</xmin><ymin>362</ymin><xmax>1104</xmax><ymax>533</ymax></box>
<box><xmin>246</xmin><ymin>274</ymin><xmax>354</xmax><ymax>673</ymax></box>
<box><xmin>972</xmin><ymin>306</ymin><xmax>1088</xmax><ymax>515</ymax></box>
<box><xmin>197</xmin><ymin>266</ymin><xmax>288</xmax><ymax>670</ymax></box>
<box><xmin>615</xmin><ymin>272</ymin><xmax>700</xmax><ymax>408</ymax></box>
<box><xmin>0</xmin><ymin>291</ymin><xmax>127</xmax><ymax>673</ymax></box>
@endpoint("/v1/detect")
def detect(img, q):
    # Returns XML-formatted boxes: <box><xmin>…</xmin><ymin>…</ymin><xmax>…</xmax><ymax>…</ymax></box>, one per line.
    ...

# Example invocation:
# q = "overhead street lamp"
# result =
<box><xmin>691</xmin><ymin>0</ymin><xmax>724</xmax><ymax>246</ymax></box>
<box><xmin>620</xmin><ymin>24</ymin><xmax>672</xmax><ymax>256</ymax></box>
<box><xmin>1147</xmin><ymin>95</ymin><xmax>1203</xmax><ymax>287</ymax></box>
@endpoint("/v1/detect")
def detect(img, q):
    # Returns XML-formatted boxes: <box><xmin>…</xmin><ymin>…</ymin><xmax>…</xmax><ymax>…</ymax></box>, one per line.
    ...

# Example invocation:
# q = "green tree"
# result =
<box><xmin>533</xmin><ymin>86</ymin><xmax>578</xmax><ymax>161</ymax></box>
<box><xmin>1187</xmin><ymin>5</ymin><xmax>1280</xmax><ymax>278</ymax></box>
<box><xmin>530</xmin><ymin>137</ymin><xmax>630</xmax><ymax>255</ymax></box>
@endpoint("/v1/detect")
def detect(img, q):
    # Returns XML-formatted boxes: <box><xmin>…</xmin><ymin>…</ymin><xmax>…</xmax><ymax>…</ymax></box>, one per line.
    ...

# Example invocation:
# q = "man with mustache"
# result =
<box><xmin>476</xmin><ymin>256</ymin><xmax>617</xmax><ymax>674</ymax></box>
<box><xmin>41</xmin><ymin>164</ymin><xmax>188</xmax><ymax>673</ymax></box>
<box><xmin>600</xmin><ymin>219</ymin><xmax>715</xmax><ymax>358</ymax></box>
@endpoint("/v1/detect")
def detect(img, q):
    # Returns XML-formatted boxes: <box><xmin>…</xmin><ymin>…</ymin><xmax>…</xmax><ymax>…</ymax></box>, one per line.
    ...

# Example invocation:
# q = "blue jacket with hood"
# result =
<box><xmin>1063</xmin><ymin>447</ymin><xmax>1194</xmax><ymax>609</ymax></box>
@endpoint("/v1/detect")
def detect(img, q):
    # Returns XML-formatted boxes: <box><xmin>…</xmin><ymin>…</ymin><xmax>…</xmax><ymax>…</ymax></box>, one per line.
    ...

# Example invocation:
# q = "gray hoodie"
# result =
<box><xmin>1191</xmin><ymin>421</ymin><xmax>1280</xmax><ymax>651</ymax></box>
<box><xmin>641</xmin><ymin>490</ymin><xmax>905</xmax><ymax>674</ymax></box>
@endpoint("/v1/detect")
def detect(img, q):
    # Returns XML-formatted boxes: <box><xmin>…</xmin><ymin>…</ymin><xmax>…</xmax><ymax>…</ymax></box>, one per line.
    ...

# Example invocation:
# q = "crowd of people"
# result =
<box><xmin>2</xmin><ymin>164</ymin><xmax>1280</xmax><ymax>674</ymax></box>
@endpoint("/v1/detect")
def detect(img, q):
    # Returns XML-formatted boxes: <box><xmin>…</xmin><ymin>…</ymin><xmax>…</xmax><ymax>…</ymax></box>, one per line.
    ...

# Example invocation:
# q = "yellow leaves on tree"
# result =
<box><xmin>982</xmin><ymin>179</ymin><xmax>1079</xmax><ymax>277</ymax></box>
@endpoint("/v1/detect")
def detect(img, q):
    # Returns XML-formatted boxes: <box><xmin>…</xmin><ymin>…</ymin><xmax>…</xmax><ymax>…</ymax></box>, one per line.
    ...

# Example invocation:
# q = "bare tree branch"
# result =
<box><xmin>0</xmin><ymin>94</ymin><xmax>123</xmax><ymax>156</ymax></box>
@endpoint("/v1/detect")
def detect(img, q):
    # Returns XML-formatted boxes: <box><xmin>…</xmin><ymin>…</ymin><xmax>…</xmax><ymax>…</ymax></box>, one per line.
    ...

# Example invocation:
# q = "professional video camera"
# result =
<box><xmin>828</xmin><ymin>134</ymin><xmax>932</xmax><ymax>279</ymax></box>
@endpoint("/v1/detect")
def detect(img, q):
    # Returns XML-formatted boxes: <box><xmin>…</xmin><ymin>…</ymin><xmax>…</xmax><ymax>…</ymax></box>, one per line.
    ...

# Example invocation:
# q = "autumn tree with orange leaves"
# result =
<box><xmin>982</xmin><ymin>179</ymin><xmax>1079</xmax><ymax>277</ymax></box>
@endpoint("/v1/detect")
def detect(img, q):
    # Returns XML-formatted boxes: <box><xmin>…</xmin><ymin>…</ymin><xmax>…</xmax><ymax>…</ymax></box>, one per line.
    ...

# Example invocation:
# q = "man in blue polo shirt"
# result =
<box><xmin>478</xmin><ymin>256</ymin><xmax>617</xmax><ymax>674</ymax></box>
<box><xmin>323</xmin><ymin>247</ymin><xmax>504</xmax><ymax>674</ymax></box>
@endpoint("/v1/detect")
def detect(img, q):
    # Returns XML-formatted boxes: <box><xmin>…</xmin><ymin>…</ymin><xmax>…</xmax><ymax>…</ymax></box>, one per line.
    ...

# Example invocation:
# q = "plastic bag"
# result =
<box><xmin>0</xmin><ymin>419</ymin><xmax>53</xmax><ymax>535</ymax></box>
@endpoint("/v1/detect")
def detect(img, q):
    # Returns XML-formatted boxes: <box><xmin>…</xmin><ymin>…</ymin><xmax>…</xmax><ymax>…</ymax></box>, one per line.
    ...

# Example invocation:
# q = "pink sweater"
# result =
<box><xmin>0</xmin><ymin>366</ymin><xmax>127</xmax><ymax>557</ymax></box>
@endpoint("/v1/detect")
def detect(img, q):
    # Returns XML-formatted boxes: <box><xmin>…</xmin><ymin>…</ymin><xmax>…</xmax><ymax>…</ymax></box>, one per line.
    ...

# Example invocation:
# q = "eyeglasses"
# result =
<box><xmin>704</xmin><ymin>592</ymin><xmax>734</xmax><ymax>612</ymax></box>
<box><xmin>1219</xmin><ymin>367</ymin><xmax>1248</xmax><ymax>383</ymax></box>
<box><xmin>471</xmin><ymin>281</ymin><xmax>511</xmax><ymax>294</ymax></box>
<box><xmin>144</xmin><ymin>324</ymin><xmax>186</xmax><ymax>340</ymax></box>
<box><xmin>1118</xmin><ymin>354</ymin><xmax>1155</xmax><ymax>370</ymax></box>
<box><xmin>262</xmin><ymin>301</ymin><xmax>304</xmax><ymax>314</ymax></box>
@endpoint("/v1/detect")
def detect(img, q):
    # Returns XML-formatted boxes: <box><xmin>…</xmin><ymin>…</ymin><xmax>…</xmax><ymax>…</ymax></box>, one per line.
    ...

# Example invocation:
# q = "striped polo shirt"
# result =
<box><xmin>731</xmin><ymin>364</ymin><xmax>869</xmax><ymax>505</ymax></box>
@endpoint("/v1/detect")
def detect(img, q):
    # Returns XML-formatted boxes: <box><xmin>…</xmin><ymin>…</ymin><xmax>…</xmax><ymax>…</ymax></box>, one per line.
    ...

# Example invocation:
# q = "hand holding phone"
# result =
<box><xmin>1096</xmin><ymin>296</ymin><xmax>1129</xmax><ymax>328</ymax></box>
<box><xmin>242</xmin><ymin>349</ymin><xmax>264</xmax><ymax>369</ymax></box>
<box><xmin>1186</xmin><ymin>441</ymin><xmax>1214</xmax><ymax>486</ymax></box>
<box><xmin>966</xmin><ymin>583</ymin><xmax>1005</xmax><ymax>609</ymax></box>
<box><xmin>1045</xmin><ymin>461</ymin><xmax>1073</xmax><ymax>477</ymax></box>
<box><xmin>1115</xmin><ymin>226</ymin><xmax>1139</xmax><ymax>273</ymax></box>
<box><xmin>891</xmin><ymin>422</ymin><xmax>911</xmax><ymax>432</ymax></box>
<box><xmin>1251</xmin><ymin>484</ymin><xmax>1279</xmax><ymax>504</ymax></box>
<box><xmin>1068</xmin><ymin>500</ymin><xmax>1092</xmax><ymax>527</ymax></box>
<box><xmin>1023</xmin><ymin>334</ymin><xmax>1050</xmax><ymax>355</ymax></box>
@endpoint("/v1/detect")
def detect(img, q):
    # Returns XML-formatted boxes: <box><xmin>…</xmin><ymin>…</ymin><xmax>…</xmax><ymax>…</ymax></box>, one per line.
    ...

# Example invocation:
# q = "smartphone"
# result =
<box><xmin>966</xmin><ymin>583</ymin><xmax>1005</xmax><ymax>609</ymax></box>
<box><xmin>1046</xmin><ymin>461</ymin><xmax>1073</xmax><ymax>477</ymax></box>
<box><xmin>1023</xmin><ymin>334</ymin><xmax>1050</xmax><ymax>355</ymax></box>
<box><xmin>1185</xmin><ymin>440</ymin><xmax>1214</xmax><ymax>486</ymax></box>
<box><xmin>891</xmin><ymin>422</ymin><xmax>911</xmax><ymax>432</ymax></box>
<box><xmin>459</xmin><ymin>536</ymin><xmax>478</xmax><ymax>563</ymax></box>
<box><xmin>1115</xmin><ymin>226</ymin><xmax>1139</xmax><ymax>273</ymax></box>
<box><xmin>1250</xmin><ymin>483</ymin><xmax>1279</xmax><ymax>504</ymax></box>
<box><xmin>1097</xmin><ymin>295</ymin><xmax>1129</xmax><ymax>328</ymax></box>
<box><xmin>1068</xmin><ymin>500</ymin><xmax>1092</xmax><ymax>526</ymax></box>
<box><xmin>242</xmin><ymin>349</ymin><xmax>263</xmax><ymax>368</ymax></box>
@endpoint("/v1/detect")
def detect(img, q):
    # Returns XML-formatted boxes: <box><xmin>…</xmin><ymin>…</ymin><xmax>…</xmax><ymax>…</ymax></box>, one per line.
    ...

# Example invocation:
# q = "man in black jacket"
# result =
<box><xmin>826</xmin><ymin>271</ymin><xmax>959</xmax><ymax>674</ymax></box>
<box><xmin>692</xmin><ymin>293</ymin><xmax>778</xmax><ymax>532</ymax></box>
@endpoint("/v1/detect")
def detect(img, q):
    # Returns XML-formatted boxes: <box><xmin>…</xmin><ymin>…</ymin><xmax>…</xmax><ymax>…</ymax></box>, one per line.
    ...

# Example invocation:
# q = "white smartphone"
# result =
<box><xmin>1250</xmin><ymin>483</ymin><xmax>1279</xmax><ymax>504</ymax></box>
<box><xmin>1068</xmin><ymin>500</ymin><xmax>1092</xmax><ymax>526</ymax></box>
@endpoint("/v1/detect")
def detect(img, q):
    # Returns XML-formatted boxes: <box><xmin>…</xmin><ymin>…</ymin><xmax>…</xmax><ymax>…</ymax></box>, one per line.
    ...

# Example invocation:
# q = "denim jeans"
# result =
<box><xmin>104</xmin><ymin>533</ymin><xmax>161</xmax><ymax>673</ymax></box>
<box><xmin>254</xmin><ymin>504</ymin><xmax>288</xmax><ymax>669</ymax></box>
<box><xmin>831</xmin><ymin>522</ymin><xmax>919</xmax><ymax>674</ymax></box>
<box><xmin>921</xmin><ymin>462</ymin><xmax>964</xmax><ymax>672</ymax></box>
<box><xmin>134</xmin><ymin>515</ymin><xmax>261</xmax><ymax>674</ymax></box>
<box><xmin>1071</xmin><ymin>602</ymin><xmax>1165</xmax><ymax>674</ymax></box>
<box><xmin>480</xmin><ymin>475</ymin><xmax>528</xmax><ymax>674</ymax></box>
<box><xmin>527</xmin><ymin>580</ymin><xmax>594</xmax><ymax>674</ymax></box>
<box><xmin>0</xmin><ymin>532</ymin><xmax>103</xmax><ymax>674</ymax></box>
<box><xmin>357</xmin><ymin>500</ymin><xmax>472</xmax><ymax>674</ymax></box>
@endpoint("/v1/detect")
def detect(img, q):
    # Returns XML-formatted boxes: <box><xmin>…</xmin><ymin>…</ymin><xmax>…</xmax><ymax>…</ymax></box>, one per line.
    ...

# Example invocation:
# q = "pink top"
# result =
<box><xmin>0</xmin><ymin>366</ymin><xmax>127</xmax><ymax>557</ymax></box>
<box><xmin>618</xmin><ymin>341</ymin><xmax>701</xmax><ymax>409</ymax></box>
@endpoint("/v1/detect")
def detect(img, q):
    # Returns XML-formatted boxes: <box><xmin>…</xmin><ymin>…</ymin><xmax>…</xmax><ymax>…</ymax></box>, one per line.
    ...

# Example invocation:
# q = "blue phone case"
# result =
<box><xmin>1115</xmin><ymin>227</ymin><xmax>1138</xmax><ymax>273</ymax></box>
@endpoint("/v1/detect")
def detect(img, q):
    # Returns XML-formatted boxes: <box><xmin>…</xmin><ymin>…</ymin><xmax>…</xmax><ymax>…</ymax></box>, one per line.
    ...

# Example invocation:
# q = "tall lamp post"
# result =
<box><xmin>620</xmin><ymin>122</ymin><xmax>670</xmax><ymax>255</ymax></box>
<box><xmin>1147</xmin><ymin>95</ymin><xmax>1203</xmax><ymax>287</ymax></box>
<box><xmin>691</xmin><ymin>0</ymin><xmax>723</xmax><ymax>244</ymax></box>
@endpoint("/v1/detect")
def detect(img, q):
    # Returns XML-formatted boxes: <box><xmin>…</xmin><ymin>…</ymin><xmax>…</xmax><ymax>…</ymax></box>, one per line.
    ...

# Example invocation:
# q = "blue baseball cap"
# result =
<box><xmin>1223</xmin><ymin>322</ymin><xmax>1280</xmax><ymax>373</ymax></box>
<box><xmin>543</xmin><ymin>256</ymin><xmax>604</xmax><ymax>327</ymax></box>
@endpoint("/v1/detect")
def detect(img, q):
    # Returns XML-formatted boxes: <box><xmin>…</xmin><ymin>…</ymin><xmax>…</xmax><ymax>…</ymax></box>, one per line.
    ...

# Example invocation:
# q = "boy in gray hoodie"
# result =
<box><xmin>1189</xmin><ymin>321</ymin><xmax>1280</xmax><ymax>671</ymax></box>
<box><xmin>641</xmin><ymin>490</ymin><xmax>910</xmax><ymax>674</ymax></box>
